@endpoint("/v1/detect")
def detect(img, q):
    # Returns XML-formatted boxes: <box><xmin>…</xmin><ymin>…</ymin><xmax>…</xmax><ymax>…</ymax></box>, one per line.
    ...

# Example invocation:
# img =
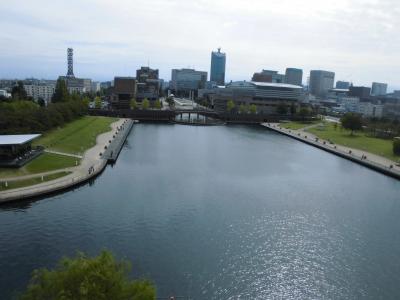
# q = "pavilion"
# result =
<box><xmin>0</xmin><ymin>134</ymin><xmax>43</xmax><ymax>168</ymax></box>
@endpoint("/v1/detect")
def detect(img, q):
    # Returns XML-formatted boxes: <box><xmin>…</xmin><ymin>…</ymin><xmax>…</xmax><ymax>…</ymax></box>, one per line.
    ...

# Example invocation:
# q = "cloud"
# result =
<box><xmin>0</xmin><ymin>0</ymin><xmax>399</xmax><ymax>89</ymax></box>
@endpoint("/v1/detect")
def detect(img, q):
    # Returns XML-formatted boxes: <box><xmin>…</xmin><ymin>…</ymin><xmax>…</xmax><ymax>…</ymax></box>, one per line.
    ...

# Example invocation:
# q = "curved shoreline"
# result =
<box><xmin>262</xmin><ymin>123</ymin><xmax>400</xmax><ymax>180</ymax></box>
<box><xmin>0</xmin><ymin>118</ymin><xmax>133</xmax><ymax>204</ymax></box>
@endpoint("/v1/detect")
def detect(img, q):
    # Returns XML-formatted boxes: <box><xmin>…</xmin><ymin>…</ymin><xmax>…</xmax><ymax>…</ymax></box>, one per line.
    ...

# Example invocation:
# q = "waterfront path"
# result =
<box><xmin>262</xmin><ymin>123</ymin><xmax>400</xmax><ymax>179</ymax></box>
<box><xmin>0</xmin><ymin>118</ymin><xmax>130</xmax><ymax>203</ymax></box>
<box><xmin>44</xmin><ymin>150</ymin><xmax>83</xmax><ymax>159</ymax></box>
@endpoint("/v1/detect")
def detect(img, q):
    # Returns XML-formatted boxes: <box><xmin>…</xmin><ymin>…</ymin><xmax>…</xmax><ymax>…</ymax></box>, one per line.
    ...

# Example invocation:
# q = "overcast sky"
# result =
<box><xmin>1</xmin><ymin>0</ymin><xmax>399</xmax><ymax>90</ymax></box>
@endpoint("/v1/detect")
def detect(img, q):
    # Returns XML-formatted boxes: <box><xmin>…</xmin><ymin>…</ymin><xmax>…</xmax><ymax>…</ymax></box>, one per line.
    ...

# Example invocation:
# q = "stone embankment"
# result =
<box><xmin>0</xmin><ymin>119</ymin><xmax>134</xmax><ymax>203</ymax></box>
<box><xmin>262</xmin><ymin>123</ymin><xmax>400</xmax><ymax>180</ymax></box>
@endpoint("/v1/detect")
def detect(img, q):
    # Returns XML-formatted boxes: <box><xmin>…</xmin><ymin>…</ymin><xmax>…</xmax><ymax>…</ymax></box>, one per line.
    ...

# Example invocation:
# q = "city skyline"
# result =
<box><xmin>1</xmin><ymin>0</ymin><xmax>400</xmax><ymax>90</ymax></box>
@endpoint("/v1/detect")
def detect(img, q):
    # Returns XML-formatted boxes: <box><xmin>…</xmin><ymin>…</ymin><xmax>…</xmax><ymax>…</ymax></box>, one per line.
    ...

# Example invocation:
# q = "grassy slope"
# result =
<box><xmin>33</xmin><ymin>116</ymin><xmax>118</xmax><ymax>155</ymax></box>
<box><xmin>308</xmin><ymin>122</ymin><xmax>399</xmax><ymax>161</ymax></box>
<box><xmin>0</xmin><ymin>171</ymin><xmax>71</xmax><ymax>191</ymax></box>
<box><xmin>0</xmin><ymin>153</ymin><xmax>79</xmax><ymax>178</ymax></box>
<box><xmin>281</xmin><ymin>120</ymin><xmax>321</xmax><ymax>130</ymax></box>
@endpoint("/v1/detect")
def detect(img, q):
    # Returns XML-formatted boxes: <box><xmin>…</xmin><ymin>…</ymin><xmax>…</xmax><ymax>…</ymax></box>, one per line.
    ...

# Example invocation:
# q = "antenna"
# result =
<box><xmin>67</xmin><ymin>48</ymin><xmax>75</xmax><ymax>78</ymax></box>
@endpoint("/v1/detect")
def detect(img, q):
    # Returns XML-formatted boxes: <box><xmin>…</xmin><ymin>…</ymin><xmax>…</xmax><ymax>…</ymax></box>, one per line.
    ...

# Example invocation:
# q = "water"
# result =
<box><xmin>1</xmin><ymin>124</ymin><xmax>400</xmax><ymax>299</ymax></box>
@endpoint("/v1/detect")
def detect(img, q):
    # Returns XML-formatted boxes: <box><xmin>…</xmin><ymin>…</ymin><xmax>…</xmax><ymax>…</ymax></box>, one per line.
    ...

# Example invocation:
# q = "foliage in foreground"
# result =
<box><xmin>19</xmin><ymin>251</ymin><xmax>156</xmax><ymax>300</ymax></box>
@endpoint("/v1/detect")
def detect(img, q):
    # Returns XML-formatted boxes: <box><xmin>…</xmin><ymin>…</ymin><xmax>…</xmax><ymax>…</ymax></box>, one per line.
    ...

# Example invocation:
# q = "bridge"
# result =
<box><xmin>88</xmin><ymin>108</ymin><xmax>300</xmax><ymax>124</ymax></box>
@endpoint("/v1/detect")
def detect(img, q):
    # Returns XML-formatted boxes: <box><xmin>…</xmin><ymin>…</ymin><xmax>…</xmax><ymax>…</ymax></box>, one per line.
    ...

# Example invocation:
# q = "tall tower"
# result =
<box><xmin>67</xmin><ymin>48</ymin><xmax>74</xmax><ymax>78</ymax></box>
<box><xmin>210</xmin><ymin>48</ymin><xmax>226</xmax><ymax>85</ymax></box>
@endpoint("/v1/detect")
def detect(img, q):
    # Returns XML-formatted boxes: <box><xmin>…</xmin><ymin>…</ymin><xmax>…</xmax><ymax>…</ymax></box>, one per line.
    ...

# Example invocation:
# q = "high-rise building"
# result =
<box><xmin>252</xmin><ymin>70</ymin><xmax>285</xmax><ymax>83</ymax></box>
<box><xmin>349</xmin><ymin>86</ymin><xmax>371</xmax><ymax>98</ymax></box>
<box><xmin>136</xmin><ymin>67</ymin><xmax>160</xmax><ymax>101</ymax></box>
<box><xmin>24</xmin><ymin>82</ymin><xmax>55</xmax><ymax>105</ymax></box>
<box><xmin>309</xmin><ymin>70</ymin><xmax>335</xmax><ymax>97</ymax></box>
<box><xmin>111</xmin><ymin>77</ymin><xmax>136</xmax><ymax>109</ymax></box>
<box><xmin>336</xmin><ymin>81</ymin><xmax>350</xmax><ymax>89</ymax></box>
<box><xmin>371</xmin><ymin>82</ymin><xmax>388</xmax><ymax>96</ymax></box>
<box><xmin>285</xmin><ymin>68</ymin><xmax>303</xmax><ymax>86</ymax></box>
<box><xmin>67</xmin><ymin>48</ymin><xmax>74</xmax><ymax>78</ymax></box>
<box><xmin>210</xmin><ymin>48</ymin><xmax>226</xmax><ymax>85</ymax></box>
<box><xmin>170</xmin><ymin>68</ymin><xmax>207</xmax><ymax>97</ymax></box>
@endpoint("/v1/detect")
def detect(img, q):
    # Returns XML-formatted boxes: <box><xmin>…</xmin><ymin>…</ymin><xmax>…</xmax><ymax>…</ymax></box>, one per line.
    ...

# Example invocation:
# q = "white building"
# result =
<box><xmin>358</xmin><ymin>102</ymin><xmax>384</xmax><ymax>118</ymax></box>
<box><xmin>24</xmin><ymin>83</ymin><xmax>55</xmax><ymax>105</ymax></box>
<box><xmin>0</xmin><ymin>89</ymin><xmax>11</xmax><ymax>98</ymax></box>
<box><xmin>337</xmin><ymin>96</ymin><xmax>360</xmax><ymax>113</ymax></box>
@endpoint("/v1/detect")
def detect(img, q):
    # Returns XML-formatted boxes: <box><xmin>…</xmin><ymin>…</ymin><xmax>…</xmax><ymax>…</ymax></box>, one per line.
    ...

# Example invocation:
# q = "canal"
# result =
<box><xmin>1</xmin><ymin>124</ymin><xmax>400</xmax><ymax>299</ymax></box>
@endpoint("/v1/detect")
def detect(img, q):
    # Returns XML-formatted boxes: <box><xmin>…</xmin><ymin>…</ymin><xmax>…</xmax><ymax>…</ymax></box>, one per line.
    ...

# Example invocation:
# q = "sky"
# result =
<box><xmin>1</xmin><ymin>0</ymin><xmax>399</xmax><ymax>90</ymax></box>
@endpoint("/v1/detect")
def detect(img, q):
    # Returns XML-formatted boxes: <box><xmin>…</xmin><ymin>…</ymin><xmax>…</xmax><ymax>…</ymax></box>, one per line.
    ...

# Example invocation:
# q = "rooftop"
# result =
<box><xmin>0</xmin><ymin>134</ymin><xmax>41</xmax><ymax>145</ymax></box>
<box><xmin>250</xmin><ymin>81</ymin><xmax>303</xmax><ymax>89</ymax></box>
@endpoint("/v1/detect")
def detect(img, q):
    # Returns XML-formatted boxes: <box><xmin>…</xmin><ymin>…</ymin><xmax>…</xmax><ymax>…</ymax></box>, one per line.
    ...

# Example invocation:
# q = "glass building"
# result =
<box><xmin>210</xmin><ymin>48</ymin><xmax>226</xmax><ymax>85</ymax></box>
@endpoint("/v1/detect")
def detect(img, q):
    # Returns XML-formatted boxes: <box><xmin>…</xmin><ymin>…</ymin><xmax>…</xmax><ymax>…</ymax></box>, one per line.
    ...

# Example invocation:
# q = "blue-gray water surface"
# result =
<box><xmin>1</xmin><ymin>124</ymin><xmax>400</xmax><ymax>299</ymax></box>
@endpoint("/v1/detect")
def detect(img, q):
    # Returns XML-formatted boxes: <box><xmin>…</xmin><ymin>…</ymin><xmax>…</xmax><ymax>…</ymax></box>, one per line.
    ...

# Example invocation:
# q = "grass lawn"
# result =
<box><xmin>308</xmin><ymin>122</ymin><xmax>400</xmax><ymax>162</ymax></box>
<box><xmin>33</xmin><ymin>116</ymin><xmax>118</xmax><ymax>155</ymax></box>
<box><xmin>281</xmin><ymin>120</ymin><xmax>322</xmax><ymax>130</ymax></box>
<box><xmin>0</xmin><ymin>153</ymin><xmax>79</xmax><ymax>178</ymax></box>
<box><xmin>0</xmin><ymin>171</ymin><xmax>71</xmax><ymax>191</ymax></box>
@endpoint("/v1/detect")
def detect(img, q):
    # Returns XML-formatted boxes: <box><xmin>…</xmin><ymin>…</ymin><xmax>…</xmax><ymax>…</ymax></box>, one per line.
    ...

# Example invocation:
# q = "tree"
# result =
<box><xmin>37</xmin><ymin>98</ymin><xmax>46</xmax><ymax>107</ymax></box>
<box><xmin>298</xmin><ymin>107</ymin><xmax>310</xmax><ymax>121</ymax></box>
<box><xmin>142</xmin><ymin>98</ymin><xmax>150</xmax><ymax>110</ymax></box>
<box><xmin>52</xmin><ymin>78</ymin><xmax>70</xmax><ymax>103</ymax></box>
<box><xmin>166</xmin><ymin>96</ymin><xmax>174</xmax><ymax>107</ymax></box>
<box><xmin>393</xmin><ymin>138</ymin><xmax>400</xmax><ymax>156</ymax></box>
<box><xmin>154</xmin><ymin>99</ymin><xmax>162</xmax><ymax>109</ymax></box>
<box><xmin>19</xmin><ymin>251</ymin><xmax>156</xmax><ymax>300</ymax></box>
<box><xmin>249</xmin><ymin>104</ymin><xmax>257</xmax><ymax>114</ymax></box>
<box><xmin>226</xmin><ymin>100</ymin><xmax>235</xmax><ymax>112</ymax></box>
<box><xmin>333</xmin><ymin>122</ymin><xmax>338</xmax><ymax>131</ymax></box>
<box><xmin>239</xmin><ymin>104</ymin><xmax>247</xmax><ymax>114</ymax></box>
<box><xmin>95</xmin><ymin>96</ymin><xmax>102</xmax><ymax>109</ymax></box>
<box><xmin>276</xmin><ymin>103</ymin><xmax>288</xmax><ymax>115</ymax></box>
<box><xmin>290</xmin><ymin>103</ymin><xmax>296</xmax><ymax>115</ymax></box>
<box><xmin>130</xmin><ymin>98</ymin><xmax>138</xmax><ymax>110</ymax></box>
<box><xmin>12</xmin><ymin>81</ymin><xmax>28</xmax><ymax>100</ymax></box>
<box><xmin>341</xmin><ymin>113</ymin><xmax>362</xmax><ymax>135</ymax></box>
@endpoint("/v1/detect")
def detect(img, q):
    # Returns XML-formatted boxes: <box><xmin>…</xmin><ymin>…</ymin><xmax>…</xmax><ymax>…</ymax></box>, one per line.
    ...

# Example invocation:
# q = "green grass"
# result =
<box><xmin>308</xmin><ymin>122</ymin><xmax>400</xmax><ymax>161</ymax></box>
<box><xmin>281</xmin><ymin>120</ymin><xmax>322</xmax><ymax>130</ymax></box>
<box><xmin>0</xmin><ymin>153</ymin><xmax>79</xmax><ymax>178</ymax></box>
<box><xmin>33</xmin><ymin>116</ymin><xmax>118</xmax><ymax>155</ymax></box>
<box><xmin>0</xmin><ymin>171</ymin><xmax>71</xmax><ymax>191</ymax></box>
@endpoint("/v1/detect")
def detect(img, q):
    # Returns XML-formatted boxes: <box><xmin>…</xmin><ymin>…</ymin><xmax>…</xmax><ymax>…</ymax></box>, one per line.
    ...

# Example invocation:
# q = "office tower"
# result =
<box><xmin>285</xmin><ymin>68</ymin><xmax>303</xmax><ymax>86</ymax></box>
<box><xmin>371</xmin><ymin>82</ymin><xmax>388</xmax><ymax>96</ymax></box>
<box><xmin>210</xmin><ymin>48</ymin><xmax>226</xmax><ymax>85</ymax></box>
<box><xmin>336</xmin><ymin>81</ymin><xmax>350</xmax><ymax>89</ymax></box>
<box><xmin>309</xmin><ymin>70</ymin><xmax>335</xmax><ymax>97</ymax></box>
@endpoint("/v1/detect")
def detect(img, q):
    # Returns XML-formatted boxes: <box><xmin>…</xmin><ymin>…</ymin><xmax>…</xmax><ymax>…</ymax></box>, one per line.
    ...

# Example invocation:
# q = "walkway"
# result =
<box><xmin>262</xmin><ymin>123</ymin><xmax>400</xmax><ymax>179</ymax></box>
<box><xmin>0</xmin><ymin>118</ymin><xmax>127</xmax><ymax>203</ymax></box>
<box><xmin>44</xmin><ymin>150</ymin><xmax>83</xmax><ymax>159</ymax></box>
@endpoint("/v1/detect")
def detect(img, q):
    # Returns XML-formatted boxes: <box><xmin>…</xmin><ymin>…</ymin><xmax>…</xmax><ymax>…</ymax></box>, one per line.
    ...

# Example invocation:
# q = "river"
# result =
<box><xmin>1</xmin><ymin>124</ymin><xmax>400</xmax><ymax>299</ymax></box>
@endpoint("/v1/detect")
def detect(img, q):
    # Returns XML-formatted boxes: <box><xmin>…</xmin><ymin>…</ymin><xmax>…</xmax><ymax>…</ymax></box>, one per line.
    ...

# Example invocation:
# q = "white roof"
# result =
<box><xmin>251</xmin><ymin>81</ymin><xmax>303</xmax><ymax>89</ymax></box>
<box><xmin>0</xmin><ymin>134</ymin><xmax>41</xmax><ymax>145</ymax></box>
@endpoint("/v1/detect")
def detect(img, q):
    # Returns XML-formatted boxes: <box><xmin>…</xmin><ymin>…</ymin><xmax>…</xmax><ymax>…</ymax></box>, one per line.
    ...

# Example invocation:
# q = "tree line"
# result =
<box><xmin>0</xmin><ymin>79</ymin><xmax>89</xmax><ymax>134</ymax></box>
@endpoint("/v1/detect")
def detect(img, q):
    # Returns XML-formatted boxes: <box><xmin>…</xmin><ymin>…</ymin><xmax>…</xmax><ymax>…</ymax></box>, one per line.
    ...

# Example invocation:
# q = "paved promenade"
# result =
<box><xmin>0</xmin><ymin>118</ymin><xmax>129</xmax><ymax>203</ymax></box>
<box><xmin>44</xmin><ymin>150</ymin><xmax>83</xmax><ymax>159</ymax></box>
<box><xmin>262</xmin><ymin>123</ymin><xmax>400</xmax><ymax>179</ymax></box>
